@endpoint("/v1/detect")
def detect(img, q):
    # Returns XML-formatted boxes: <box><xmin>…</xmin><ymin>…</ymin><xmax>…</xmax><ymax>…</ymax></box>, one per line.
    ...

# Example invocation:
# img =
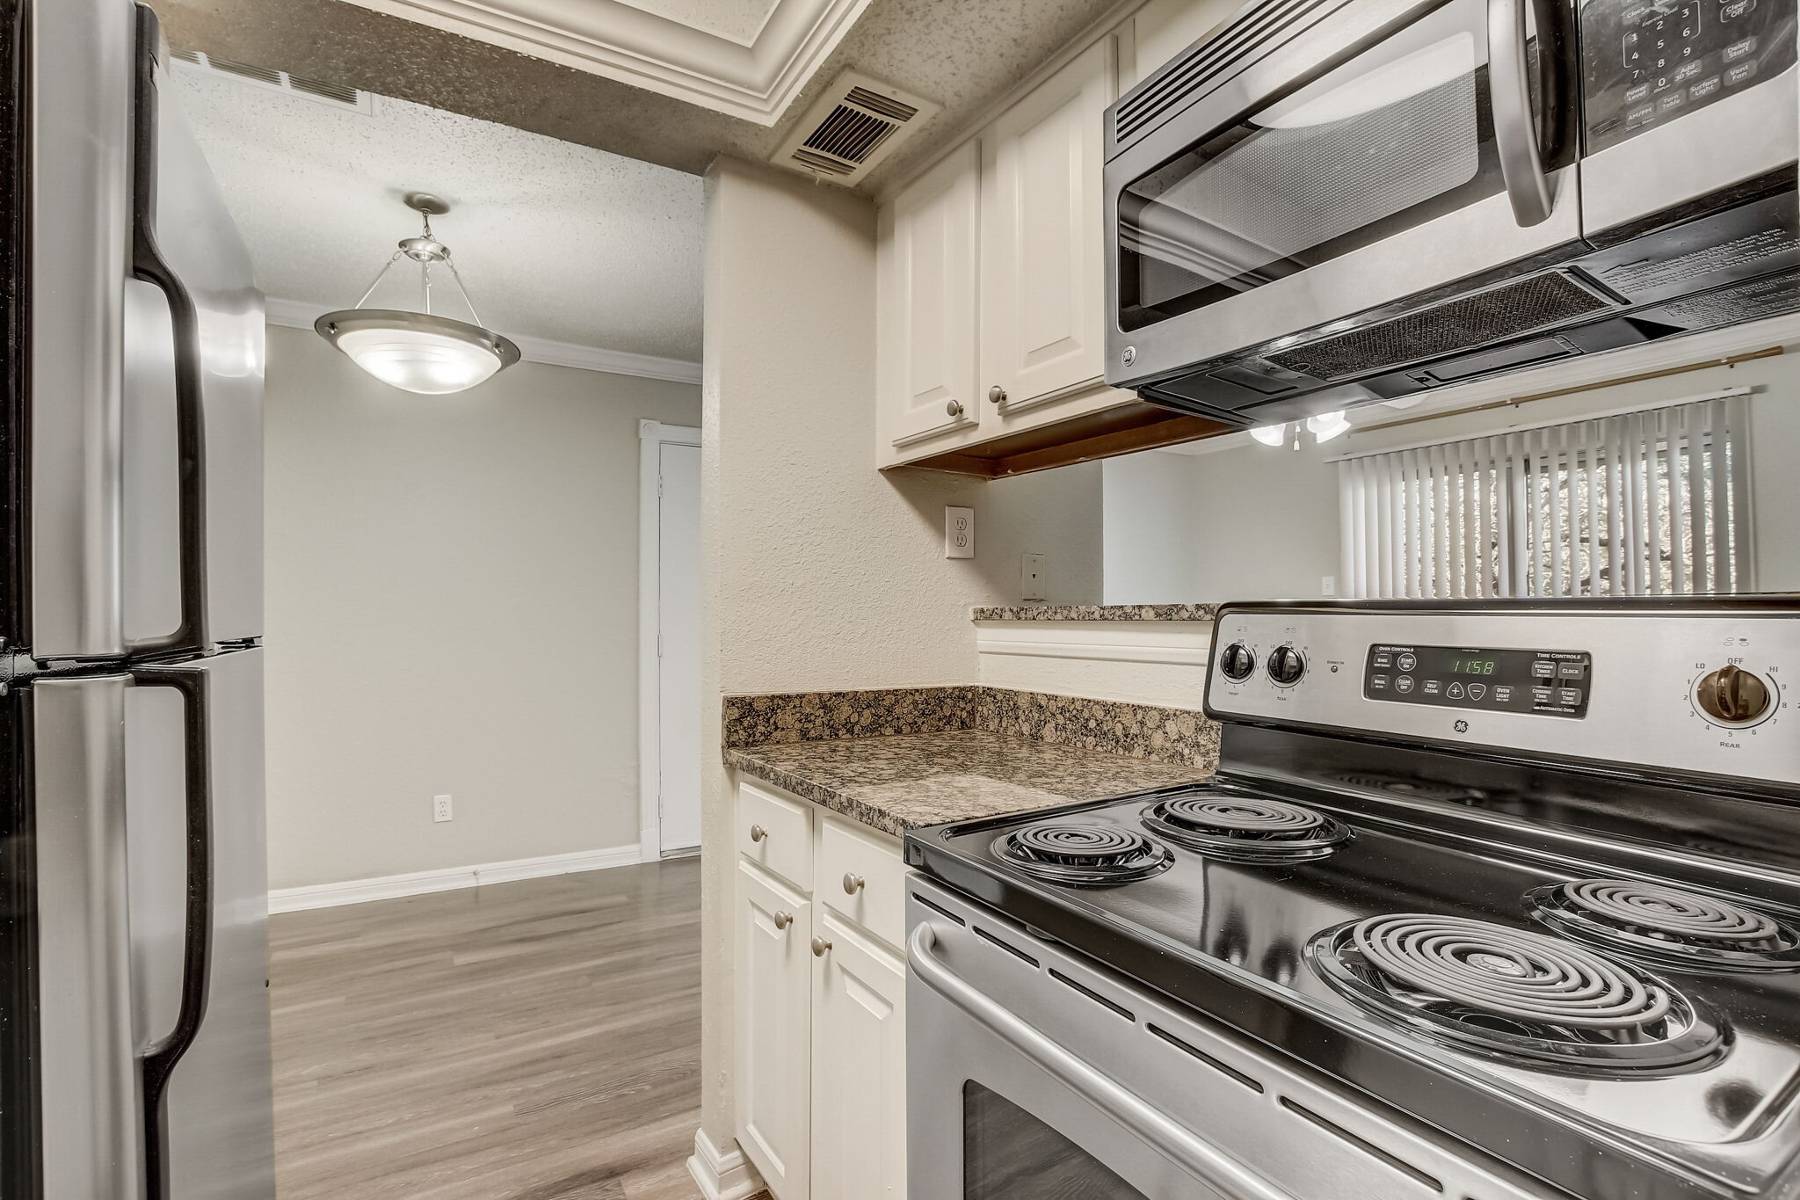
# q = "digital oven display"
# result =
<box><xmin>1364</xmin><ymin>645</ymin><xmax>1591</xmax><ymax>718</ymax></box>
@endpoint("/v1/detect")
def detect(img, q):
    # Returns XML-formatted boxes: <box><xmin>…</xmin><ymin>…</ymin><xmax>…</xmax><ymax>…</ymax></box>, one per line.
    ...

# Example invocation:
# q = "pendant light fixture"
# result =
<box><xmin>316</xmin><ymin>192</ymin><xmax>520</xmax><ymax>395</ymax></box>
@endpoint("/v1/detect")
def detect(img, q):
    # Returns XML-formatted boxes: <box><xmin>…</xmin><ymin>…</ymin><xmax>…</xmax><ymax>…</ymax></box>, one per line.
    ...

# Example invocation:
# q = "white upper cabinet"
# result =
<box><xmin>979</xmin><ymin>37</ymin><xmax>1119</xmax><ymax>433</ymax></box>
<box><xmin>877</xmin><ymin>139</ymin><xmax>982</xmax><ymax>456</ymax></box>
<box><xmin>877</xmin><ymin>23</ymin><xmax>1139</xmax><ymax>470</ymax></box>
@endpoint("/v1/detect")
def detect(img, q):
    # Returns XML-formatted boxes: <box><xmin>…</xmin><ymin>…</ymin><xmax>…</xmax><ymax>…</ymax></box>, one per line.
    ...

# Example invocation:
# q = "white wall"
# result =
<box><xmin>263</xmin><ymin>325</ymin><xmax>701</xmax><ymax>891</ymax></box>
<box><xmin>1102</xmin><ymin>451</ymin><xmax>1199</xmax><ymax>604</ymax></box>
<box><xmin>695</xmin><ymin>158</ymin><xmax>1104</xmax><ymax>1152</ymax></box>
<box><xmin>1103</xmin><ymin>350</ymin><xmax>1800</xmax><ymax>602</ymax></box>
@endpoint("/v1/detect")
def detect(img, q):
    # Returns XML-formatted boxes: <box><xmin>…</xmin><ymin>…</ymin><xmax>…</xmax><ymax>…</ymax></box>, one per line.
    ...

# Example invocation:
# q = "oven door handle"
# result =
<box><xmin>909</xmin><ymin>924</ymin><xmax>1296</xmax><ymax>1200</ymax></box>
<box><xmin>1489</xmin><ymin>0</ymin><xmax>1558</xmax><ymax>227</ymax></box>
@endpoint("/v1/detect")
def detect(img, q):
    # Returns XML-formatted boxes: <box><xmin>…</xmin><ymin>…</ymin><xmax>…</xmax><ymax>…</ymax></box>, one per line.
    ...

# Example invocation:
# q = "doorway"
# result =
<box><xmin>639</xmin><ymin>421</ymin><xmax>702</xmax><ymax>858</ymax></box>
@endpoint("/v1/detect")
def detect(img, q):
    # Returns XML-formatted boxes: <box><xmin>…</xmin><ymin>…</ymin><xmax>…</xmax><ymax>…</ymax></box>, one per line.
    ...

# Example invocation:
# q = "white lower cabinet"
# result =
<box><xmin>811</xmin><ymin>910</ymin><xmax>907</xmax><ymax>1200</ymax></box>
<box><xmin>734</xmin><ymin>783</ymin><xmax>909</xmax><ymax>1200</ymax></box>
<box><xmin>736</xmin><ymin>863</ymin><xmax>813</xmax><ymax>1200</ymax></box>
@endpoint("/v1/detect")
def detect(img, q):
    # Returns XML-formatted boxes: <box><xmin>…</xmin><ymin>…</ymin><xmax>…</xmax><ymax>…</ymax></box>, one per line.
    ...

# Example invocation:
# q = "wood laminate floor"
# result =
<box><xmin>270</xmin><ymin>857</ymin><xmax>735</xmax><ymax>1200</ymax></box>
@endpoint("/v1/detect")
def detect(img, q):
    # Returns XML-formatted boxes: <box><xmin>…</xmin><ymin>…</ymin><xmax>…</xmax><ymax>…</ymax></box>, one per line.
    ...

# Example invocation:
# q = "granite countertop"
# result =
<box><xmin>972</xmin><ymin>603</ymin><xmax>1220</xmax><ymax>622</ymax></box>
<box><xmin>727</xmin><ymin>729</ymin><xmax>1213</xmax><ymax>838</ymax></box>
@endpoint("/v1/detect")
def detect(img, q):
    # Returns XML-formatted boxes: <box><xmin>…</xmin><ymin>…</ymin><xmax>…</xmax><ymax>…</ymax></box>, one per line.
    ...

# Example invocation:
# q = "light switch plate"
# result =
<box><xmin>1021</xmin><ymin>553</ymin><xmax>1047</xmax><ymax>601</ymax></box>
<box><xmin>945</xmin><ymin>506</ymin><xmax>975</xmax><ymax>559</ymax></box>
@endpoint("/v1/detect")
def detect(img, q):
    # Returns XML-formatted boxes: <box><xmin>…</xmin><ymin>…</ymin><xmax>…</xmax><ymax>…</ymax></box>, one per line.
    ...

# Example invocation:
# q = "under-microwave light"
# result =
<box><xmin>1252</xmin><ymin>32</ymin><xmax>1476</xmax><ymax>129</ymax></box>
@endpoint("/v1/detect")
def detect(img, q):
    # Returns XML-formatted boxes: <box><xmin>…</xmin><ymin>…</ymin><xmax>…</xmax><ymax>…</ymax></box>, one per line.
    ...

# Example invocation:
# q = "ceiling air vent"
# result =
<box><xmin>171</xmin><ymin>50</ymin><xmax>376</xmax><ymax>115</ymax></box>
<box><xmin>773</xmin><ymin>71</ymin><xmax>939</xmax><ymax>187</ymax></box>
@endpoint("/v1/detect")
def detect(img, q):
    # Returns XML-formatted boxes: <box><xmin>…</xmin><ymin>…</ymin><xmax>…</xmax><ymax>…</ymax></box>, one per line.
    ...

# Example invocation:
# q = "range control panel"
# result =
<box><xmin>1583</xmin><ymin>0</ymin><xmax>1796</xmax><ymax>153</ymax></box>
<box><xmin>1364</xmin><ymin>644</ymin><xmax>1593</xmax><ymax>718</ymax></box>
<box><xmin>1205</xmin><ymin>604</ymin><xmax>1798</xmax><ymax>790</ymax></box>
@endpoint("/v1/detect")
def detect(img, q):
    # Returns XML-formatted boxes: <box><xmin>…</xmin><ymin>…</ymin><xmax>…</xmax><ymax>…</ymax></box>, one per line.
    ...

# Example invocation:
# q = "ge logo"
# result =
<box><xmin>1453</xmin><ymin>719</ymin><xmax>1470</xmax><ymax>734</ymax></box>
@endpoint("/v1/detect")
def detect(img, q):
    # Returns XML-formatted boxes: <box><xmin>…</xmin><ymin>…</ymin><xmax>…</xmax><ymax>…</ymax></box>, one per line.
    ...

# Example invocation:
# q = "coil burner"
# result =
<box><xmin>1308</xmin><ymin>913</ymin><xmax>1727</xmax><ymax>1074</ymax></box>
<box><xmin>1528</xmin><ymin>879</ymin><xmax>1800</xmax><ymax>973</ymax></box>
<box><xmin>993</xmin><ymin>823</ymin><xmax>1175</xmax><ymax>888</ymax></box>
<box><xmin>1141</xmin><ymin>794</ymin><xmax>1351</xmax><ymax>863</ymax></box>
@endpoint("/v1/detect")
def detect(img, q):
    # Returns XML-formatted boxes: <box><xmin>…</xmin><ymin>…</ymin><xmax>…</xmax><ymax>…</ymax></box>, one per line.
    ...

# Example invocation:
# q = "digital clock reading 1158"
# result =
<box><xmin>1451</xmin><ymin>659</ymin><xmax>1499</xmax><ymax>675</ymax></box>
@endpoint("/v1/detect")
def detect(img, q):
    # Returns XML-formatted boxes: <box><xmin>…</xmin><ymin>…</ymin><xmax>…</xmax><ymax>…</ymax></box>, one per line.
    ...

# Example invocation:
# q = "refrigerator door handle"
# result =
<box><xmin>129</xmin><ymin>665</ymin><xmax>215</xmax><ymax>1200</ymax></box>
<box><xmin>126</xmin><ymin>7</ymin><xmax>208</xmax><ymax>656</ymax></box>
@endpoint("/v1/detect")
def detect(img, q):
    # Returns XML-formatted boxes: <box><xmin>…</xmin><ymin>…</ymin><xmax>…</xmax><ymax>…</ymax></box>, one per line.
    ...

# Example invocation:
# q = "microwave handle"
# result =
<box><xmin>1489</xmin><ymin>0</ymin><xmax>1556</xmax><ymax>227</ymax></box>
<box><xmin>909</xmin><ymin>923</ymin><xmax>1296</xmax><ymax>1200</ymax></box>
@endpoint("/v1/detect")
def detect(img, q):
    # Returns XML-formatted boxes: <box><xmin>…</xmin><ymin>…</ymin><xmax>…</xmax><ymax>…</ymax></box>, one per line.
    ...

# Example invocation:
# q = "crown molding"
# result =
<box><xmin>334</xmin><ymin>0</ymin><xmax>872</xmax><ymax>125</ymax></box>
<box><xmin>265</xmin><ymin>297</ymin><xmax>702</xmax><ymax>385</ymax></box>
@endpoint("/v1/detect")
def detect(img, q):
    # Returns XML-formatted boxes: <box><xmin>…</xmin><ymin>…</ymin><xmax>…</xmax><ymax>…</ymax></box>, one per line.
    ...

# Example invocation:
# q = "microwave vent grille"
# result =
<box><xmin>1264</xmin><ymin>273</ymin><xmax>1615</xmax><ymax>382</ymax></box>
<box><xmin>1114</xmin><ymin>0</ymin><xmax>1336</xmax><ymax>146</ymax></box>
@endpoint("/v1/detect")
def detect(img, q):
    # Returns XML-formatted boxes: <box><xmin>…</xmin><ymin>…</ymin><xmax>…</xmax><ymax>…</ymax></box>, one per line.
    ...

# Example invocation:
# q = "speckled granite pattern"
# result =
<box><xmin>723</xmin><ymin>687</ymin><xmax>1220</xmax><ymax>768</ymax></box>
<box><xmin>971</xmin><ymin>604</ymin><xmax>1221</xmax><ymax>622</ymax></box>
<box><xmin>721</xmin><ymin>686</ymin><xmax>983</xmax><ymax>748</ymax></box>
<box><xmin>727</xmin><ymin>731</ymin><xmax>1213</xmax><ymax>836</ymax></box>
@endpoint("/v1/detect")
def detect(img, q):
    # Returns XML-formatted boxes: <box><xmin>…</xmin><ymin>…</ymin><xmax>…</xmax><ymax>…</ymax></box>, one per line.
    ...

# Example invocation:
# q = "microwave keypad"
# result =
<box><xmin>1584</xmin><ymin>0</ymin><xmax>1795</xmax><ymax>153</ymax></box>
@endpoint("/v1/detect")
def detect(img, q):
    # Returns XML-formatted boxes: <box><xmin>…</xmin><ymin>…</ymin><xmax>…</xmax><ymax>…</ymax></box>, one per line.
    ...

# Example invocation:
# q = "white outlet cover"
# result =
<box><xmin>1021</xmin><ymin>553</ymin><xmax>1047</xmax><ymax>601</ymax></box>
<box><xmin>433</xmin><ymin>793</ymin><xmax>453</xmax><ymax>823</ymax></box>
<box><xmin>1321</xmin><ymin>575</ymin><xmax>1338</xmax><ymax>597</ymax></box>
<box><xmin>945</xmin><ymin>506</ymin><xmax>975</xmax><ymax>559</ymax></box>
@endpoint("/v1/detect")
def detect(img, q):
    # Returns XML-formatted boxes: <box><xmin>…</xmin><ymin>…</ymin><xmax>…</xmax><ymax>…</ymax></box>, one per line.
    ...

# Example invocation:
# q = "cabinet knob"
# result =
<box><xmin>945</xmin><ymin>399</ymin><xmax>964</xmax><ymax>418</ymax></box>
<box><xmin>842</xmin><ymin>873</ymin><xmax>865</xmax><ymax>896</ymax></box>
<box><xmin>988</xmin><ymin>385</ymin><xmax>1007</xmax><ymax>405</ymax></box>
<box><xmin>811</xmin><ymin>936</ymin><xmax>833</xmax><ymax>958</ymax></box>
<box><xmin>773</xmin><ymin>910</ymin><xmax>794</xmax><ymax>931</ymax></box>
<box><xmin>749</xmin><ymin>824</ymin><xmax>768</xmax><ymax>843</ymax></box>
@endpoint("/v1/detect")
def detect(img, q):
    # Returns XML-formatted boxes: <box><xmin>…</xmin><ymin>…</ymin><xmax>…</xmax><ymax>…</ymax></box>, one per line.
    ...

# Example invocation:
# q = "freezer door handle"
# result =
<box><xmin>126</xmin><ymin>6</ymin><xmax>209</xmax><ymax>656</ymax></box>
<box><xmin>129</xmin><ymin>665</ymin><xmax>215</xmax><ymax>1200</ymax></box>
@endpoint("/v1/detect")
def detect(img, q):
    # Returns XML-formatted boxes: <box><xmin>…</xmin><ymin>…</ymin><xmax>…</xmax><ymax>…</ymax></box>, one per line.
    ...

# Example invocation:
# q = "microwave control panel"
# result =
<box><xmin>1583</xmin><ymin>0</ymin><xmax>1796</xmax><ymax>153</ymax></box>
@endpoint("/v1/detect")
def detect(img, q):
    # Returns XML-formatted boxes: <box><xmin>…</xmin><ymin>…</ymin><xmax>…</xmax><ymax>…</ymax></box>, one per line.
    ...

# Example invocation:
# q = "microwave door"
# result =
<box><xmin>1106</xmin><ymin>0</ymin><xmax>1583</xmax><ymax>393</ymax></box>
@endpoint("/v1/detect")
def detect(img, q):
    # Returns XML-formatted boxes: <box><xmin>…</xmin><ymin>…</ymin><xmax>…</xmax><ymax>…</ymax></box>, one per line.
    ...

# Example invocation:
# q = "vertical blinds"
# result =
<box><xmin>1338</xmin><ymin>393</ymin><xmax>1754</xmax><ymax>599</ymax></box>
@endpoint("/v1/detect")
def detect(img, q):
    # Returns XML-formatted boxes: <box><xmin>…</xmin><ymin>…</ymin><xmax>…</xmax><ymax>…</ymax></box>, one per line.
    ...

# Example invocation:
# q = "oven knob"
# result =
<box><xmin>1695</xmin><ymin>664</ymin><xmax>1773</xmax><ymax>725</ymax></box>
<box><xmin>1268</xmin><ymin>644</ymin><xmax>1306</xmax><ymax>686</ymax></box>
<box><xmin>1220</xmin><ymin>642</ymin><xmax>1256</xmax><ymax>682</ymax></box>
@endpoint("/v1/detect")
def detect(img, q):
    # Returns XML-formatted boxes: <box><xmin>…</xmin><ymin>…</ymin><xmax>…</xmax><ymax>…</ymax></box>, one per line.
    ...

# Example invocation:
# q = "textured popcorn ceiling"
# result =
<box><xmin>148</xmin><ymin>0</ymin><xmax>1121</xmax><ymax>194</ymax></box>
<box><xmin>174</xmin><ymin>68</ymin><xmax>704</xmax><ymax>360</ymax></box>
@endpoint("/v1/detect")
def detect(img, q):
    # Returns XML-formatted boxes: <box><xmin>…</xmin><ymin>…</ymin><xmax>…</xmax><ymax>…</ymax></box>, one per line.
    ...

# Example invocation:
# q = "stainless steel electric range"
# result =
<box><xmin>904</xmin><ymin>600</ymin><xmax>1800</xmax><ymax>1200</ymax></box>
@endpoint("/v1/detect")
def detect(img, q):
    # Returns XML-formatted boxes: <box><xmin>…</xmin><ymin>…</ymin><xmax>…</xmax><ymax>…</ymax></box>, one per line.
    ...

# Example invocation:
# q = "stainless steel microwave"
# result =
<box><xmin>1103</xmin><ymin>0</ymin><xmax>1800</xmax><ymax>425</ymax></box>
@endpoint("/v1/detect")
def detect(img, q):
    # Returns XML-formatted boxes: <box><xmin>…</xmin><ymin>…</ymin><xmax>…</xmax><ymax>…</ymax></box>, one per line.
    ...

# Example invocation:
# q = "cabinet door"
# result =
<box><xmin>877</xmin><ymin>139</ymin><xmax>982</xmax><ymax>463</ymax></box>
<box><xmin>810</xmin><ymin>910</ymin><xmax>906</xmax><ymax>1200</ymax></box>
<box><xmin>736</xmin><ymin>864</ymin><xmax>812</xmax><ymax>1200</ymax></box>
<box><xmin>980</xmin><ymin>37</ymin><xmax>1123</xmax><ymax>432</ymax></box>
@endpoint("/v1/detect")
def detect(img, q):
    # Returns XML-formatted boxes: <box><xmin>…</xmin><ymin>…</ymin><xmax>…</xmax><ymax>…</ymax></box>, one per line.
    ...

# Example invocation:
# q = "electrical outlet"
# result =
<box><xmin>945</xmin><ymin>506</ymin><xmax>975</xmax><ymax>559</ymax></box>
<box><xmin>433</xmin><ymin>794</ymin><xmax>453</xmax><ymax>823</ymax></box>
<box><xmin>1021</xmin><ymin>553</ymin><xmax>1047</xmax><ymax>601</ymax></box>
<box><xmin>1321</xmin><ymin>575</ymin><xmax>1337</xmax><ymax>597</ymax></box>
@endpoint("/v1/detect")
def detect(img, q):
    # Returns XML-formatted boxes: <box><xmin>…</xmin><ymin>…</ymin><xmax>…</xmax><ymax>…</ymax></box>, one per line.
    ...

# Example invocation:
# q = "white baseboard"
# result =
<box><xmin>267</xmin><ymin>844</ymin><xmax>642</xmax><ymax>914</ymax></box>
<box><xmin>686</xmin><ymin>1127</ymin><xmax>763</xmax><ymax>1200</ymax></box>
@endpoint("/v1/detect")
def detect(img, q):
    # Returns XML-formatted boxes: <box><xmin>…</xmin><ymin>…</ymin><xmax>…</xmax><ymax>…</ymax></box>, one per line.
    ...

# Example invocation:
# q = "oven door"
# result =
<box><xmin>1104</xmin><ymin>0</ymin><xmax>1582</xmax><ymax>395</ymax></box>
<box><xmin>905</xmin><ymin>879</ymin><xmax>1562</xmax><ymax>1200</ymax></box>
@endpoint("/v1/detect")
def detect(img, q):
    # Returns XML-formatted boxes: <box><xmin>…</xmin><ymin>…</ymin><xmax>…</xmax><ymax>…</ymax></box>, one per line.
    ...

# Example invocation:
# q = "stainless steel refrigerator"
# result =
<box><xmin>2</xmin><ymin>0</ymin><xmax>274</xmax><ymax>1197</ymax></box>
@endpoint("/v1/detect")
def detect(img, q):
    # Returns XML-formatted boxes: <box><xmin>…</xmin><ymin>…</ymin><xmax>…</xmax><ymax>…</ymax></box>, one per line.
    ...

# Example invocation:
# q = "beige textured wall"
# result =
<box><xmin>696</xmin><ymin>158</ymin><xmax>1103</xmax><ymax>1148</ymax></box>
<box><xmin>263</xmin><ymin>325</ymin><xmax>701</xmax><ymax>890</ymax></box>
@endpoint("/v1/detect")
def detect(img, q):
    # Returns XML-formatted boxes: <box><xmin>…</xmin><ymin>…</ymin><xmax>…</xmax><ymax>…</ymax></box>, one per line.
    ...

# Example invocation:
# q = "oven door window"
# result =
<box><xmin>1118</xmin><ymin>0</ymin><xmax>1548</xmax><ymax>332</ymax></box>
<box><xmin>963</xmin><ymin>1082</ymin><xmax>1148</xmax><ymax>1198</ymax></box>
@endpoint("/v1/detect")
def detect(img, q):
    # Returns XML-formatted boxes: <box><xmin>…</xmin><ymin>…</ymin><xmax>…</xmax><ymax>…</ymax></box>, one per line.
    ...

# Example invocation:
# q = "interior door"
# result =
<box><xmin>656</xmin><ymin>439</ymin><xmax>701</xmax><ymax>854</ymax></box>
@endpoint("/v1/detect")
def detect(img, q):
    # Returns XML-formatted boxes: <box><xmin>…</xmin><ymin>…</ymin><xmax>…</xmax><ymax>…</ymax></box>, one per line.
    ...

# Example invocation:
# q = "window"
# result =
<box><xmin>1338</xmin><ymin>394</ymin><xmax>1754</xmax><ymax>598</ymax></box>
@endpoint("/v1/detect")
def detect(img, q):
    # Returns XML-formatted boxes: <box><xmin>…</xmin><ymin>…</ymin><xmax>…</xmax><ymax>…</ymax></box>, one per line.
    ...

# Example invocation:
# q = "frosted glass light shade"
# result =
<box><xmin>315</xmin><ymin>309</ymin><xmax>520</xmax><ymax>395</ymax></box>
<box><xmin>1250</xmin><ymin>423</ymin><xmax>1288</xmax><ymax>447</ymax></box>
